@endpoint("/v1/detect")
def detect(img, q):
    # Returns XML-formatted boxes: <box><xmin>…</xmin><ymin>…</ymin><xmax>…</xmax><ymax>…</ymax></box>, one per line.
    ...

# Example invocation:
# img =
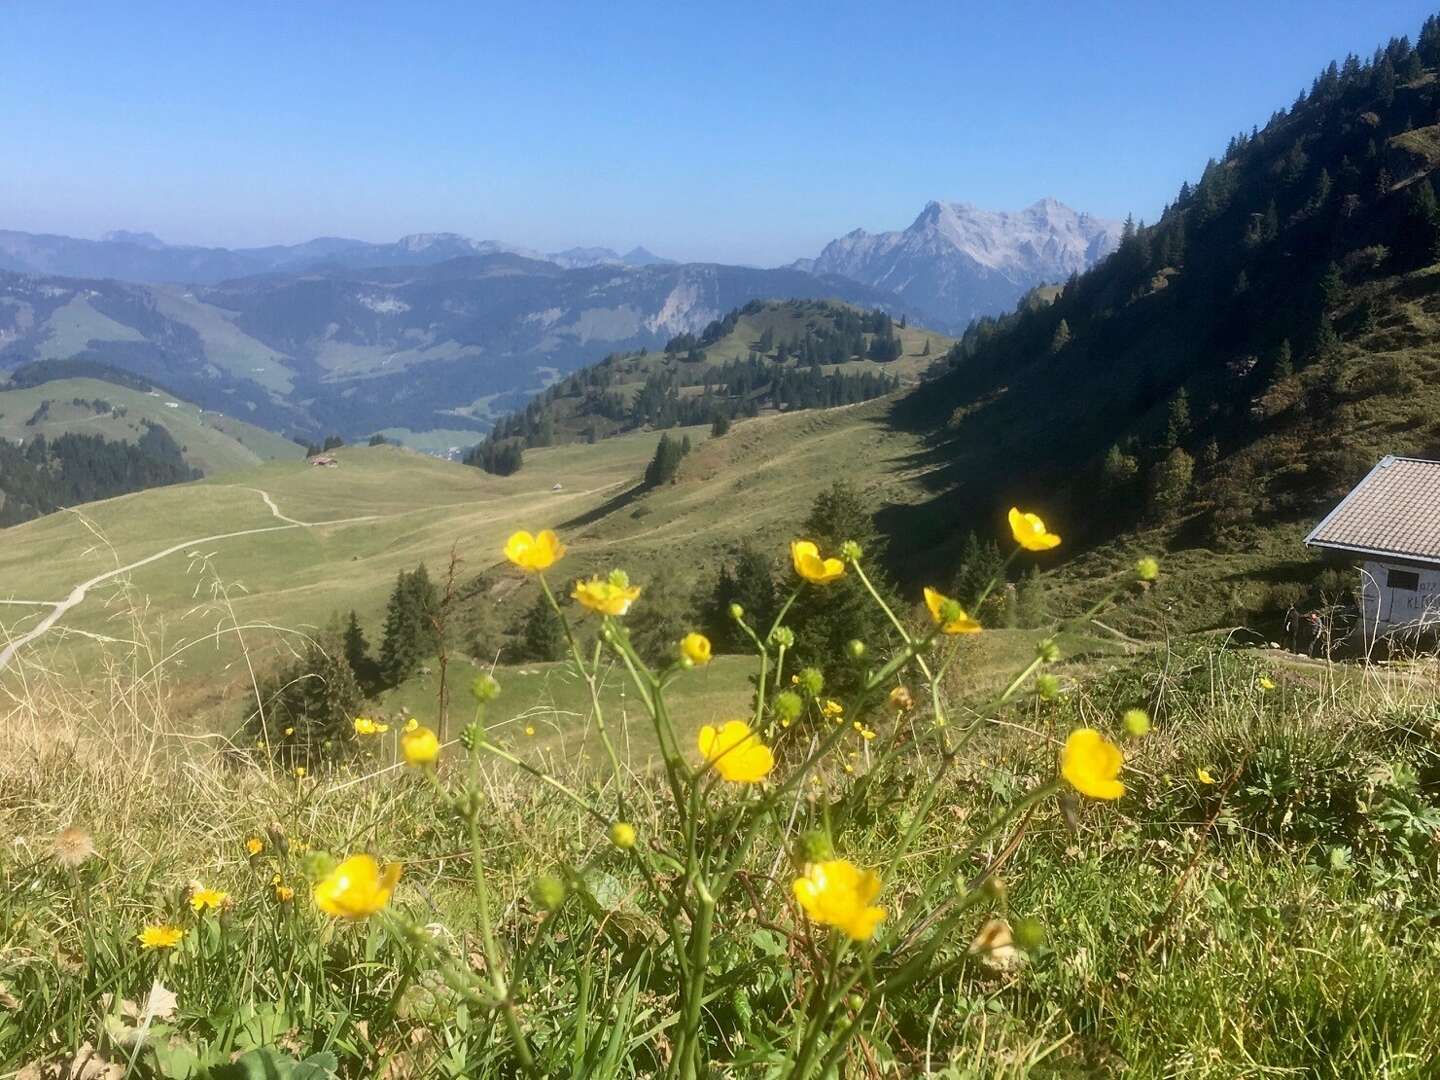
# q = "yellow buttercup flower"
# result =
<box><xmin>790</xmin><ymin>540</ymin><xmax>845</xmax><ymax>585</ymax></box>
<box><xmin>572</xmin><ymin>574</ymin><xmax>642</xmax><ymax>616</ymax></box>
<box><xmin>923</xmin><ymin>587</ymin><xmax>983</xmax><ymax>634</ymax></box>
<box><xmin>1258</xmin><ymin>676</ymin><xmax>1276</xmax><ymax>692</ymax></box>
<box><xmin>1060</xmin><ymin>728</ymin><xmax>1125</xmax><ymax>800</ymax></box>
<box><xmin>403</xmin><ymin>717</ymin><xmax>419</xmax><ymax>734</ymax></box>
<box><xmin>1008</xmin><ymin>508</ymin><xmax>1061</xmax><ymax>552</ymax></box>
<box><xmin>401</xmin><ymin>725</ymin><xmax>441</xmax><ymax>767</ymax></box>
<box><xmin>821</xmin><ymin>699</ymin><xmax>844</xmax><ymax>720</ymax></box>
<box><xmin>792</xmin><ymin>859</ymin><xmax>886</xmax><ymax>941</ymax></box>
<box><xmin>190</xmin><ymin>886</ymin><xmax>230</xmax><ymax>914</ymax></box>
<box><xmin>353</xmin><ymin>716</ymin><xmax>390</xmax><ymax>736</ymax></box>
<box><xmin>245</xmin><ymin>836</ymin><xmax>264</xmax><ymax>857</ymax></box>
<box><xmin>137</xmin><ymin>924</ymin><xmax>185</xmax><ymax>950</ymax></box>
<box><xmin>504</xmin><ymin>529</ymin><xmax>565</xmax><ymax>572</ymax></box>
<box><xmin>697</xmin><ymin>720</ymin><xmax>774</xmax><ymax>783</ymax></box>
<box><xmin>292</xmin><ymin>765</ymin><xmax>306</xmax><ymax>779</ymax></box>
<box><xmin>1197</xmin><ymin>767</ymin><xmax>1217</xmax><ymax>785</ymax></box>
<box><xmin>679</xmin><ymin>632</ymin><xmax>712</xmax><ymax>666</ymax></box>
<box><xmin>313</xmin><ymin>854</ymin><xmax>402</xmax><ymax>919</ymax></box>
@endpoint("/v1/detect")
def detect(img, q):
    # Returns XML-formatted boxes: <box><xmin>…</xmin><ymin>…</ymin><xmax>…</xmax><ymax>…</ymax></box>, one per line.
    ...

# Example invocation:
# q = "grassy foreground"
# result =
<box><xmin>3</xmin><ymin>562</ymin><xmax>1439</xmax><ymax>1076</ymax></box>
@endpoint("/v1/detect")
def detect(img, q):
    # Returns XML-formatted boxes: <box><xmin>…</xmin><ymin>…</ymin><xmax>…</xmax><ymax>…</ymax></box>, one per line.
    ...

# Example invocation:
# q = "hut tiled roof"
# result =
<box><xmin>1304</xmin><ymin>456</ymin><xmax>1440</xmax><ymax>566</ymax></box>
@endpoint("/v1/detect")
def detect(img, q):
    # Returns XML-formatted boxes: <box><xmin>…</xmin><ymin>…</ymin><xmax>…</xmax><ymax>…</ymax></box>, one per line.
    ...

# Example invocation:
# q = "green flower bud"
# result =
<box><xmin>846</xmin><ymin>639</ymin><xmax>866</xmax><ymax>660</ymax></box>
<box><xmin>1035</xmin><ymin>673</ymin><xmax>1061</xmax><ymax>700</ymax></box>
<box><xmin>678</xmin><ymin>654</ymin><xmax>695</xmax><ymax>670</ymax></box>
<box><xmin>796</xmin><ymin>667</ymin><xmax>824</xmax><ymax>697</ymax></box>
<box><xmin>530</xmin><ymin>873</ymin><xmax>566</xmax><ymax>911</ymax></box>
<box><xmin>1136</xmin><ymin>557</ymin><xmax>1160</xmax><ymax>582</ymax></box>
<box><xmin>1036</xmin><ymin>638</ymin><xmax>1061</xmax><ymax>664</ymax></box>
<box><xmin>1123</xmin><ymin>708</ymin><xmax>1152</xmax><ymax>737</ymax></box>
<box><xmin>609</xmin><ymin>821</ymin><xmax>637</xmax><ymax>850</ymax></box>
<box><xmin>606</xmin><ymin>569</ymin><xmax>632</xmax><ymax>589</ymax></box>
<box><xmin>846</xmin><ymin>993</ymin><xmax>864</xmax><ymax>1012</ymax></box>
<box><xmin>1012</xmin><ymin>916</ymin><xmax>1045</xmax><ymax>951</ymax></box>
<box><xmin>471</xmin><ymin>674</ymin><xmax>501</xmax><ymax>702</ymax></box>
<box><xmin>460</xmin><ymin>720</ymin><xmax>484</xmax><ymax>751</ymax></box>
<box><xmin>769</xmin><ymin>625</ymin><xmax>795</xmax><ymax>649</ymax></box>
<box><xmin>773</xmin><ymin>691</ymin><xmax>804</xmax><ymax>724</ymax></box>
<box><xmin>799</xmin><ymin>829</ymin><xmax>834</xmax><ymax>861</ymax></box>
<box><xmin>840</xmin><ymin>540</ymin><xmax>863</xmax><ymax>562</ymax></box>
<box><xmin>728</xmin><ymin>602</ymin><xmax>745</xmax><ymax>620</ymax></box>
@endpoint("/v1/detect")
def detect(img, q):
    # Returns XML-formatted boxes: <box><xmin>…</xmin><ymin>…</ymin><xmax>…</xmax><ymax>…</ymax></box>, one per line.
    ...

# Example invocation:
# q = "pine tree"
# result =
<box><xmin>1272</xmin><ymin>339</ymin><xmax>1294</xmax><ymax>381</ymax></box>
<box><xmin>710</xmin><ymin>412</ymin><xmax>731</xmax><ymax>437</ymax></box>
<box><xmin>1015</xmin><ymin>567</ymin><xmax>1047</xmax><ymax>629</ymax></box>
<box><xmin>1147</xmin><ymin>449</ymin><xmax>1196</xmax><ymax>521</ymax></box>
<box><xmin>628</xmin><ymin>564</ymin><xmax>697</xmax><ymax>665</ymax></box>
<box><xmin>518</xmin><ymin>592</ymin><xmax>565</xmax><ymax>662</ymax></box>
<box><xmin>1318</xmin><ymin>262</ymin><xmax>1345</xmax><ymax>310</ymax></box>
<box><xmin>378</xmin><ymin>566</ymin><xmax>440</xmax><ymax>686</ymax></box>
<box><xmin>953</xmin><ymin>531</ymin><xmax>1006</xmax><ymax>609</ymax></box>
<box><xmin>1164</xmin><ymin>389</ymin><xmax>1192</xmax><ymax>449</ymax></box>
<box><xmin>921</xmin><ymin>338</ymin><xmax>931</xmax><ymax>356</ymax></box>
<box><xmin>1049</xmin><ymin>319</ymin><xmax>1072</xmax><ymax>354</ymax></box>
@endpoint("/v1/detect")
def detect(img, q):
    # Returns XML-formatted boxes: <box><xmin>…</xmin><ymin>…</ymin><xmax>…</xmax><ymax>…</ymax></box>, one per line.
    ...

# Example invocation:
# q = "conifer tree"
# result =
<box><xmin>378</xmin><ymin>565</ymin><xmax>440</xmax><ymax>686</ymax></box>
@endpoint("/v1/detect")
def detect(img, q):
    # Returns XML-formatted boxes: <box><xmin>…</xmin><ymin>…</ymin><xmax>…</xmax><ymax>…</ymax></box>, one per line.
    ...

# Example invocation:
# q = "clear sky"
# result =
<box><xmin>6</xmin><ymin>1</ymin><xmax>1435</xmax><ymax>265</ymax></box>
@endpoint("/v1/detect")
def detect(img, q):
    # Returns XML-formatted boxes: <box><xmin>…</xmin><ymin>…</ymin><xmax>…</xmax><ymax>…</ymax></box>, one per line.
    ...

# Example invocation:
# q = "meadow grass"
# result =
<box><xmin>3</xmin><ymin>541</ymin><xmax>1439</xmax><ymax>1078</ymax></box>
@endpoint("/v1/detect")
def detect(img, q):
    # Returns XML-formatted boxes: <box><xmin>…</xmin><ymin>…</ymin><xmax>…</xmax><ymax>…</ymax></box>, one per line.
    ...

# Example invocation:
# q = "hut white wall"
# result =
<box><xmin>1361</xmin><ymin>560</ymin><xmax>1440</xmax><ymax>631</ymax></box>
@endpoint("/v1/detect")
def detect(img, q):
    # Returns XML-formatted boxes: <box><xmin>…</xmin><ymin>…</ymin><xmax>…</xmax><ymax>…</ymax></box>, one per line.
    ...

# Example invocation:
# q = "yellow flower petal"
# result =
<box><xmin>790</xmin><ymin>540</ymin><xmax>845</xmax><ymax>585</ymax></box>
<box><xmin>313</xmin><ymin>854</ymin><xmax>402</xmax><ymax>919</ymax></box>
<box><xmin>923</xmin><ymin>587</ymin><xmax>983</xmax><ymax>634</ymax></box>
<box><xmin>1008</xmin><ymin>508</ymin><xmax>1061</xmax><ymax>552</ymax></box>
<box><xmin>137</xmin><ymin>924</ymin><xmax>185</xmax><ymax>950</ymax></box>
<box><xmin>401</xmin><ymin>725</ymin><xmax>441</xmax><ymax>767</ymax></box>
<box><xmin>1060</xmin><ymin>728</ymin><xmax>1125</xmax><ymax>800</ymax></box>
<box><xmin>697</xmin><ymin>720</ymin><xmax>774</xmax><ymax>783</ymax></box>
<box><xmin>792</xmin><ymin>860</ymin><xmax>886</xmax><ymax>941</ymax></box>
<box><xmin>505</xmin><ymin>529</ymin><xmax>565</xmax><ymax>572</ymax></box>
<box><xmin>1197</xmin><ymin>767</ymin><xmax>1216</xmax><ymax>785</ymax></box>
<box><xmin>572</xmin><ymin>577</ymin><xmax>642</xmax><ymax>616</ymax></box>
<box><xmin>680</xmin><ymin>632</ymin><xmax>712</xmax><ymax>666</ymax></box>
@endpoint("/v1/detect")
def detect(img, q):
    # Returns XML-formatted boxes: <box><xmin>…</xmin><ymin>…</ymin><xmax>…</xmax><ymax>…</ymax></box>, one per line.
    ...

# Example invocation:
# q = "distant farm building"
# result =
<box><xmin>1305</xmin><ymin>456</ymin><xmax>1440</xmax><ymax>643</ymax></box>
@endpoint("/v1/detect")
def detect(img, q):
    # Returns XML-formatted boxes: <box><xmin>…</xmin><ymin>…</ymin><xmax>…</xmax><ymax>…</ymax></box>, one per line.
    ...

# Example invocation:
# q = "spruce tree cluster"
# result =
<box><xmin>378</xmin><ymin>565</ymin><xmax>441</xmax><ymax>686</ymax></box>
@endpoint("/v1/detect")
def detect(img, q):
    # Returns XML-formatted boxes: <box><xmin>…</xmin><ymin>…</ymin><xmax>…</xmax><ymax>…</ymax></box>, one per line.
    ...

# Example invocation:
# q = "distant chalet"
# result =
<box><xmin>1305</xmin><ymin>456</ymin><xmax>1440</xmax><ymax>636</ymax></box>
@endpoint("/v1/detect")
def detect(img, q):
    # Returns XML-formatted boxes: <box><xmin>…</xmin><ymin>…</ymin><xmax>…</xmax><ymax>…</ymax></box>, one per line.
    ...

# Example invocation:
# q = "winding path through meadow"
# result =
<box><xmin>0</xmin><ymin>489</ymin><xmax>377</xmax><ymax>672</ymax></box>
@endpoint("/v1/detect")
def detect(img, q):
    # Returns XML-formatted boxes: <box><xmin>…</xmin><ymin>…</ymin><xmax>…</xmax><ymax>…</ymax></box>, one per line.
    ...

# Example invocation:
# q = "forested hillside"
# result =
<box><xmin>0</xmin><ymin>423</ymin><xmax>198</xmax><ymax>526</ymax></box>
<box><xmin>887</xmin><ymin>21</ymin><xmax>1440</xmax><ymax>616</ymax></box>
<box><xmin>465</xmin><ymin>299</ymin><xmax>948</xmax><ymax>472</ymax></box>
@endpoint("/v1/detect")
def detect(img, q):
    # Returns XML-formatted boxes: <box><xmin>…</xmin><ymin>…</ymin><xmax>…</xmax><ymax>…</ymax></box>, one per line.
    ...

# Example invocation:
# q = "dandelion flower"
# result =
<box><xmin>401</xmin><ymin>725</ymin><xmax>441</xmax><ymax>767</ymax></box>
<box><xmin>572</xmin><ymin>573</ymin><xmax>642</xmax><ymax>616</ymax></box>
<box><xmin>1258</xmin><ymin>676</ymin><xmax>1276</xmax><ymax>692</ymax></box>
<box><xmin>505</xmin><ymin>529</ymin><xmax>565</xmax><ymax>572</ymax></box>
<box><xmin>1197</xmin><ymin>767</ymin><xmax>1217</xmax><ymax>785</ymax></box>
<box><xmin>1008</xmin><ymin>508</ymin><xmax>1061</xmax><ymax>552</ymax></box>
<box><xmin>697</xmin><ymin>720</ymin><xmax>774</xmax><ymax>783</ymax></box>
<box><xmin>274</xmin><ymin>883</ymin><xmax>295</xmax><ymax>903</ymax></box>
<box><xmin>353</xmin><ymin>716</ymin><xmax>390</xmax><ymax>736</ymax></box>
<box><xmin>1060</xmin><ymin>728</ymin><xmax>1125</xmax><ymax>800</ymax></box>
<box><xmin>245</xmin><ymin>836</ymin><xmax>265</xmax><ymax>857</ymax></box>
<box><xmin>679</xmin><ymin>632</ymin><xmax>712</xmax><ymax>666</ymax></box>
<box><xmin>51</xmin><ymin>827</ymin><xmax>96</xmax><ymax>869</ymax></box>
<box><xmin>313</xmin><ymin>854</ymin><xmax>402</xmax><ymax>919</ymax></box>
<box><xmin>923</xmin><ymin>587</ymin><xmax>982</xmax><ymax>634</ymax></box>
<box><xmin>792</xmin><ymin>860</ymin><xmax>886</xmax><ymax>941</ymax></box>
<box><xmin>137</xmin><ymin>924</ymin><xmax>185</xmax><ymax>950</ymax></box>
<box><xmin>189</xmin><ymin>886</ymin><xmax>230</xmax><ymax>914</ymax></box>
<box><xmin>790</xmin><ymin>540</ymin><xmax>845</xmax><ymax>585</ymax></box>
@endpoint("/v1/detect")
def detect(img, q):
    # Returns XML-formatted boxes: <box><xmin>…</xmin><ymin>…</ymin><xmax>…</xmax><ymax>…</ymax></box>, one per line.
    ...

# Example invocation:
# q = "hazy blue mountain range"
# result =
<box><xmin>0</xmin><ymin>228</ymin><xmax>673</xmax><ymax>285</ymax></box>
<box><xmin>0</xmin><ymin>256</ymin><xmax>919</xmax><ymax>439</ymax></box>
<box><xmin>802</xmin><ymin>198</ymin><xmax>1122</xmax><ymax>330</ymax></box>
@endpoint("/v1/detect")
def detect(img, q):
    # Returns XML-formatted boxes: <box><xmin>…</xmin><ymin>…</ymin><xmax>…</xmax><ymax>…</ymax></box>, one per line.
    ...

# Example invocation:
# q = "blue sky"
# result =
<box><xmin>6</xmin><ymin>1</ymin><xmax>1435</xmax><ymax>265</ymax></box>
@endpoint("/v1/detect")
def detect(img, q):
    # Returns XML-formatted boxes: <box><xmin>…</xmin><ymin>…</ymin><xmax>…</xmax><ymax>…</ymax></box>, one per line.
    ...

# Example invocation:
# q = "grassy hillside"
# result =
<box><xmin>0</xmin><ymin>376</ymin><xmax>303</xmax><ymax>474</ymax></box>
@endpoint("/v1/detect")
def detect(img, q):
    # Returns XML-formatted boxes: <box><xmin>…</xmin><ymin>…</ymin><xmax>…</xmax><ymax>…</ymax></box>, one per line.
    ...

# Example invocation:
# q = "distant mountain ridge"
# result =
<box><xmin>0</xmin><ymin>257</ymin><xmax>922</xmax><ymax>439</ymax></box>
<box><xmin>0</xmin><ymin>228</ymin><xmax>674</xmax><ymax>285</ymax></box>
<box><xmin>802</xmin><ymin>198</ymin><xmax>1122</xmax><ymax>330</ymax></box>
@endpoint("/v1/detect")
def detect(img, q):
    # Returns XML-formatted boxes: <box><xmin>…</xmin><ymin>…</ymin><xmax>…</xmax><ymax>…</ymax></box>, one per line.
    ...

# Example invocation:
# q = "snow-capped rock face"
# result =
<box><xmin>807</xmin><ymin>198</ymin><xmax>1122</xmax><ymax>331</ymax></box>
